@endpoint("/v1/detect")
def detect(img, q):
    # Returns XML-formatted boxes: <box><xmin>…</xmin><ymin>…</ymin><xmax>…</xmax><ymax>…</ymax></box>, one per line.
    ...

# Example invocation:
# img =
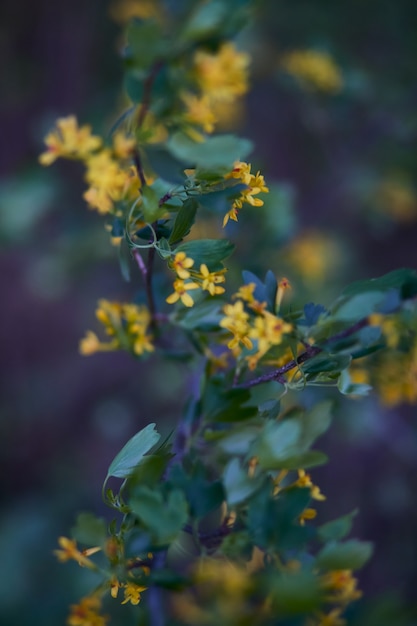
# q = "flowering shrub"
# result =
<box><xmin>40</xmin><ymin>1</ymin><xmax>417</xmax><ymax>624</ymax></box>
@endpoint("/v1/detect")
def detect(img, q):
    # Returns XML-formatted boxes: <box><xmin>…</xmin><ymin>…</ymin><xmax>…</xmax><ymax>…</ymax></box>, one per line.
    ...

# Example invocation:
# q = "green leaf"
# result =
<box><xmin>167</xmin><ymin>132</ymin><xmax>253</xmax><ymax>170</ymax></box>
<box><xmin>176</xmin><ymin>238</ymin><xmax>234</xmax><ymax>272</ymax></box>
<box><xmin>223</xmin><ymin>458</ymin><xmax>263</xmax><ymax>506</ymax></box>
<box><xmin>181</xmin><ymin>1</ymin><xmax>228</xmax><ymax>41</ymax></box>
<box><xmin>127</xmin><ymin>20</ymin><xmax>167</xmax><ymax>69</ymax></box>
<box><xmin>71</xmin><ymin>512</ymin><xmax>107</xmax><ymax>547</ymax></box>
<box><xmin>300</xmin><ymin>401</ymin><xmax>333</xmax><ymax>449</ymax></box>
<box><xmin>341</xmin><ymin>268</ymin><xmax>417</xmax><ymax>300</ymax></box>
<box><xmin>317</xmin><ymin>539</ymin><xmax>373</xmax><ymax>571</ymax></box>
<box><xmin>337</xmin><ymin>369</ymin><xmax>372</xmax><ymax>396</ymax></box>
<box><xmin>302</xmin><ymin>354</ymin><xmax>352</xmax><ymax>374</ymax></box>
<box><xmin>318</xmin><ymin>510</ymin><xmax>358</xmax><ymax>543</ymax></box>
<box><xmin>168</xmin><ymin>463</ymin><xmax>225</xmax><ymax>519</ymax></box>
<box><xmin>106</xmin><ymin>423</ymin><xmax>161</xmax><ymax>480</ymax></box>
<box><xmin>141</xmin><ymin>185</ymin><xmax>165</xmax><ymax>222</ymax></box>
<box><xmin>251</xmin><ymin>419</ymin><xmax>303</xmax><ymax>470</ymax></box>
<box><xmin>169</xmin><ymin>198</ymin><xmax>198</xmax><ymax>244</ymax></box>
<box><xmin>156</xmin><ymin>237</ymin><xmax>172</xmax><ymax>260</ymax></box>
<box><xmin>267</xmin><ymin>570</ymin><xmax>322</xmax><ymax>615</ymax></box>
<box><xmin>332</xmin><ymin>291</ymin><xmax>386</xmax><ymax>321</ymax></box>
<box><xmin>129</xmin><ymin>487</ymin><xmax>188</xmax><ymax>545</ymax></box>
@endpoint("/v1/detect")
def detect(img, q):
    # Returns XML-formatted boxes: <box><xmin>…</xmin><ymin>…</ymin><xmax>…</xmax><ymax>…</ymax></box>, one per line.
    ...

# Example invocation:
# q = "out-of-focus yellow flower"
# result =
<box><xmin>294</xmin><ymin>469</ymin><xmax>326</xmax><ymax>501</ymax></box>
<box><xmin>308</xmin><ymin>608</ymin><xmax>346</xmax><ymax>626</ymax></box>
<box><xmin>39</xmin><ymin>116</ymin><xmax>102</xmax><ymax>165</ymax></box>
<box><xmin>220</xmin><ymin>300</ymin><xmax>253</xmax><ymax>351</ymax></box>
<box><xmin>181</xmin><ymin>92</ymin><xmax>217</xmax><ymax>134</ymax></box>
<box><xmin>281</xmin><ymin>50</ymin><xmax>343</xmax><ymax>94</ymax></box>
<box><xmin>194</xmin><ymin>43</ymin><xmax>250</xmax><ymax>103</ymax></box>
<box><xmin>67</xmin><ymin>595</ymin><xmax>108</xmax><ymax>626</ymax></box>
<box><xmin>233</xmin><ymin>282</ymin><xmax>257</xmax><ymax>304</ymax></box>
<box><xmin>166</xmin><ymin>279</ymin><xmax>199</xmax><ymax>307</ymax></box>
<box><xmin>285</xmin><ymin>231</ymin><xmax>341</xmax><ymax>283</ymax></box>
<box><xmin>321</xmin><ymin>570</ymin><xmax>362</xmax><ymax>604</ymax></box>
<box><xmin>368</xmin><ymin>313</ymin><xmax>401</xmax><ymax>349</ymax></box>
<box><xmin>373</xmin><ymin>343</ymin><xmax>417</xmax><ymax>406</ymax></box>
<box><xmin>83</xmin><ymin>151</ymin><xmax>139</xmax><ymax>215</ymax></box>
<box><xmin>54</xmin><ymin>537</ymin><xmax>100</xmax><ymax>569</ymax></box>
<box><xmin>373</xmin><ymin>178</ymin><xmax>417</xmax><ymax>222</ymax></box>
<box><xmin>109</xmin><ymin>0</ymin><xmax>161</xmax><ymax>23</ymax></box>
<box><xmin>112</xmin><ymin>132</ymin><xmax>136</xmax><ymax>159</ymax></box>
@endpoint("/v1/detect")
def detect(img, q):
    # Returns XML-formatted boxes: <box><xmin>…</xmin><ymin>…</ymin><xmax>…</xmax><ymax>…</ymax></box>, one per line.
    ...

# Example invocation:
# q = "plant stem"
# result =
<box><xmin>147</xmin><ymin>551</ymin><xmax>166</xmax><ymax>626</ymax></box>
<box><xmin>242</xmin><ymin>317</ymin><xmax>369</xmax><ymax>389</ymax></box>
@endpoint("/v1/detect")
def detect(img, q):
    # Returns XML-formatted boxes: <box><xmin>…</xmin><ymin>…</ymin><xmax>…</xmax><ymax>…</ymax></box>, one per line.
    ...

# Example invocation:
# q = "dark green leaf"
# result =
<box><xmin>129</xmin><ymin>487</ymin><xmax>188</xmax><ymax>545</ymax></box>
<box><xmin>223</xmin><ymin>458</ymin><xmax>263</xmax><ymax>506</ymax></box>
<box><xmin>176</xmin><ymin>238</ymin><xmax>234</xmax><ymax>272</ymax></box>
<box><xmin>71</xmin><ymin>512</ymin><xmax>107</xmax><ymax>547</ymax></box>
<box><xmin>317</xmin><ymin>539</ymin><xmax>373</xmax><ymax>570</ymax></box>
<box><xmin>169</xmin><ymin>198</ymin><xmax>198</xmax><ymax>244</ymax></box>
<box><xmin>341</xmin><ymin>269</ymin><xmax>417</xmax><ymax>300</ymax></box>
<box><xmin>318</xmin><ymin>510</ymin><xmax>358</xmax><ymax>543</ymax></box>
<box><xmin>167</xmin><ymin>132</ymin><xmax>253</xmax><ymax>169</ymax></box>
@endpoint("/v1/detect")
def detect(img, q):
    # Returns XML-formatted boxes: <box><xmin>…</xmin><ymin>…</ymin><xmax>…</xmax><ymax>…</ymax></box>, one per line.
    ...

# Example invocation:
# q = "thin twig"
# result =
<box><xmin>241</xmin><ymin>317</ymin><xmax>369</xmax><ymax>389</ymax></box>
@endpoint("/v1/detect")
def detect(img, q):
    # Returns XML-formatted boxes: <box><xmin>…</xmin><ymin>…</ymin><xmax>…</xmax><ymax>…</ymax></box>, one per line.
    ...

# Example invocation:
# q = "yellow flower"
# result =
<box><xmin>121</xmin><ymin>582</ymin><xmax>147</xmax><ymax>605</ymax></box>
<box><xmin>54</xmin><ymin>537</ymin><xmax>99</xmax><ymax>569</ymax></box>
<box><xmin>308</xmin><ymin>608</ymin><xmax>346</xmax><ymax>626</ymax></box>
<box><xmin>39</xmin><ymin>116</ymin><xmax>102</xmax><ymax>165</ymax></box>
<box><xmin>285</xmin><ymin>231</ymin><xmax>341</xmax><ymax>283</ymax></box>
<box><xmin>321</xmin><ymin>570</ymin><xmax>362</xmax><ymax>604</ymax></box>
<box><xmin>112</xmin><ymin>132</ymin><xmax>136</xmax><ymax>159</ymax></box>
<box><xmin>281</xmin><ymin>50</ymin><xmax>343</xmax><ymax>94</ymax></box>
<box><xmin>220</xmin><ymin>300</ymin><xmax>253</xmax><ymax>351</ymax></box>
<box><xmin>194</xmin><ymin>43</ymin><xmax>250</xmax><ymax>102</ymax></box>
<box><xmin>67</xmin><ymin>595</ymin><xmax>108</xmax><ymax>626</ymax></box>
<box><xmin>166</xmin><ymin>279</ymin><xmax>199</xmax><ymax>307</ymax></box>
<box><xmin>233</xmin><ymin>283</ymin><xmax>256</xmax><ymax>304</ymax></box>
<box><xmin>83</xmin><ymin>150</ymin><xmax>138</xmax><ymax>214</ymax></box>
<box><xmin>198</xmin><ymin>263</ymin><xmax>226</xmax><ymax>296</ymax></box>
<box><xmin>368</xmin><ymin>313</ymin><xmax>400</xmax><ymax>348</ymax></box>
<box><xmin>79</xmin><ymin>331</ymin><xmax>118</xmax><ymax>356</ymax></box>
<box><xmin>181</xmin><ymin>92</ymin><xmax>217</xmax><ymax>133</ymax></box>
<box><xmin>294</xmin><ymin>469</ymin><xmax>326</xmax><ymax>501</ymax></box>
<box><xmin>223</xmin><ymin>162</ymin><xmax>269</xmax><ymax>226</ymax></box>
<box><xmin>249</xmin><ymin>311</ymin><xmax>292</xmax><ymax>356</ymax></box>
<box><xmin>170</xmin><ymin>252</ymin><xmax>195</xmax><ymax>279</ymax></box>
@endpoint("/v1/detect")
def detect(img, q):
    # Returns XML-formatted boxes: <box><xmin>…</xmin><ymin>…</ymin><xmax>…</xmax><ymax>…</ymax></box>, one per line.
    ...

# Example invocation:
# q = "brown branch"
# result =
<box><xmin>133</xmin><ymin>60</ymin><xmax>164</xmax><ymax>187</ymax></box>
<box><xmin>241</xmin><ymin>317</ymin><xmax>370</xmax><ymax>389</ymax></box>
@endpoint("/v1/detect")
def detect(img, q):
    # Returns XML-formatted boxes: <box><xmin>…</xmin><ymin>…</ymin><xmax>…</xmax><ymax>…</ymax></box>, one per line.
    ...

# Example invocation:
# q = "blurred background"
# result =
<box><xmin>1</xmin><ymin>0</ymin><xmax>417</xmax><ymax>624</ymax></box>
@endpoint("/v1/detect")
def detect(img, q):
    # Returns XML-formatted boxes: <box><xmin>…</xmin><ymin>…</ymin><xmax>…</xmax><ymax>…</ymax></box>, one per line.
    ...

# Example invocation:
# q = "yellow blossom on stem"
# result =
<box><xmin>223</xmin><ymin>206</ymin><xmax>240</xmax><ymax>227</ymax></box>
<box><xmin>39</xmin><ymin>116</ymin><xmax>102</xmax><ymax>165</ymax></box>
<box><xmin>54</xmin><ymin>537</ymin><xmax>99</xmax><ymax>569</ymax></box>
<box><xmin>170</xmin><ymin>252</ymin><xmax>195</xmax><ymax>279</ymax></box>
<box><xmin>79</xmin><ymin>331</ymin><xmax>119</xmax><ymax>356</ymax></box>
<box><xmin>249</xmin><ymin>311</ymin><xmax>292</xmax><ymax>356</ymax></box>
<box><xmin>121</xmin><ymin>581</ymin><xmax>147</xmax><ymax>605</ymax></box>
<box><xmin>197</xmin><ymin>263</ymin><xmax>226</xmax><ymax>296</ymax></box>
<box><xmin>276</xmin><ymin>277</ymin><xmax>292</xmax><ymax>311</ymax></box>
<box><xmin>83</xmin><ymin>150</ymin><xmax>138</xmax><ymax>215</ymax></box>
<box><xmin>67</xmin><ymin>595</ymin><xmax>108</xmax><ymax>626</ymax></box>
<box><xmin>166</xmin><ymin>279</ymin><xmax>199</xmax><ymax>307</ymax></box>
<box><xmin>220</xmin><ymin>300</ymin><xmax>253</xmax><ymax>351</ymax></box>
<box><xmin>224</xmin><ymin>161</ymin><xmax>252</xmax><ymax>185</ymax></box>
<box><xmin>299</xmin><ymin>507</ymin><xmax>317</xmax><ymax>525</ymax></box>
<box><xmin>112</xmin><ymin>132</ymin><xmax>136</xmax><ymax>159</ymax></box>
<box><xmin>181</xmin><ymin>92</ymin><xmax>217</xmax><ymax>133</ymax></box>
<box><xmin>321</xmin><ymin>570</ymin><xmax>362</xmax><ymax>604</ymax></box>
<box><xmin>233</xmin><ymin>282</ymin><xmax>256</xmax><ymax>304</ymax></box>
<box><xmin>223</xmin><ymin>162</ymin><xmax>269</xmax><ymax>226</ymax></box>
<box><xmin>294</xmin><ymin>469</ymin><xmax>326</xmax><ymax>501</ymax></box>
<box><xmin>194</xmin><ymin>43</ymin><xmax>250</xmax><ymax>102</ymax></box>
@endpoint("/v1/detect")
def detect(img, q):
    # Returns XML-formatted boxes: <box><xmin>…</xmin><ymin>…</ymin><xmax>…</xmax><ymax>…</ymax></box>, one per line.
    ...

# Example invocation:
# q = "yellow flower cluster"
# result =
<box><xmin>166</xmin><ymin>252</ymin><xmax>226</xmax><ymax>307</ymax></box>
<box><xmin>281</xmin><ymin>50</ymin><xmax>343</xmax><ymax>94</ymax></box>
<box><xmin>220</xmin><ymin>281</ymin><xmax>292</xmax><ymax>367</ymax></box>
<box><xmin>110</xmin><ymin>579</ymin><xmax>147</xmax><ymax>605</ymax></box>
<box><xmin>54</xmin><ymin>536</ymin><xmax>101</xmax><ymax>569</ymax></box>
<box><xmin>68</xmin><ymin>595</ymin><xmax>108</xmax><ymax>626</ymax></box>
<box><xmin>39</xmin><ymin>116</ymin><xmax>139</xmax><ymax>215</ymax></box>
<box><xmin>181</xmin><ymin>42</ymin><xmax>250</xmax><ymax>135</ymax></box>
<box><xmin>372</xmin><ymin>343</ymin><xmax>417</xmax><ymax>407</ymax></box>
<box><xmin>285</xmin><ymin>231</ymin><xmax>341</xmax><ymax>283</ymax></box>
<box><xmin>223</xmin><ymin>161</ymin><xmax>269</xmax><ymax>226</ymax></box>
<box><xmin>79</xmin><ymin>300</ymin><xmax>154</xmax><ymax>357</ymax></box>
